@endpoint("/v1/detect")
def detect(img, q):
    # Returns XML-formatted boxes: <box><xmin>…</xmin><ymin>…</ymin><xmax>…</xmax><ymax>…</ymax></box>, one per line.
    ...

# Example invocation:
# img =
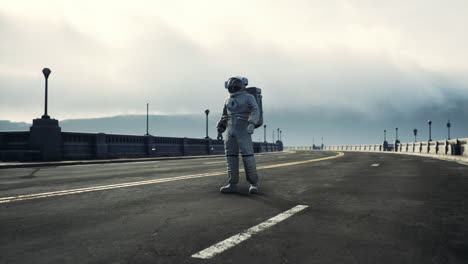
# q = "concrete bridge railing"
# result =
<box><xmin>322</xmin><ymin>138</ymin><xmax>467</xmax><ymax>157</ymax></box>
<box><xmin>0</xmin><ymin>131</ymin><xmax>283</xmax><ymax>162</ymax></box>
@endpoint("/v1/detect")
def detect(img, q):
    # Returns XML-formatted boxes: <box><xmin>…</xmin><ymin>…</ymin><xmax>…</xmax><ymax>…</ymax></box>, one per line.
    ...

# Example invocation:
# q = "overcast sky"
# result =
<box><xmin>1</xmin><ymin>0</ymin><xmax>468</xmax><ymax>123</ymax></box>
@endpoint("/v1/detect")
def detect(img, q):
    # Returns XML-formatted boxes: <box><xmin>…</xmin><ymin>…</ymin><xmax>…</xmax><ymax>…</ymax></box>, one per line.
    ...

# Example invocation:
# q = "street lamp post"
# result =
<box><xmin>42</xmin><ymin>68</ymin><xmax>51</xmax><ymax>119</ymax></box>
<box><xmin>277</xmin><ymin>128</ymin><xmax>280</xmax><ymax>142</ymax></box>
<box><xmin>383</xmin><ymin>129</ymin><xmax>388</xmax><ymax>151</ymax></box>
<box><xmin>280</xmin><ymin>130</ymin><xmax>282</xmax><ymax>141</ymax></box>
<box><xmin>447</xmin><ymin>120</ymin><xmax>451</xmax><ymax>140</ymax></box>
<box><xmin>394</xmin><ymin>127</ymin><xmax>400</xmax><ymax>152</ymax></box>
<box><xmin>205</xmin><ymin>109</ymin><xmax>210</xmax><ymax>139</ymax></box>
<box><xmin>263</xmin><ymin>125</ymin><xmax>267</xmax><ymax>143</ymax></box>
<box><xmin>145</xmin><ymin>103</ymin><xmax>149</xmax><ymax>135</ymax></box>
<box><xmin>413</xmin><ymin>128</ymin><xmax>418</xmax><ymax>142</ymax></box>
<box><xmin>428</xmin><ymin>120</ymin><xmax>432</xmax><ymax>141</ymax></box>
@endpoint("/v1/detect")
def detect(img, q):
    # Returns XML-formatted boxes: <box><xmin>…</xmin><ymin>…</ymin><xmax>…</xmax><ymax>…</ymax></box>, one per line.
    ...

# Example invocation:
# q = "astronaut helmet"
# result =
<box><xmin>225</xmin><ymin>76</ymin><xmax>248</xmax><ymax>93</ymax></box>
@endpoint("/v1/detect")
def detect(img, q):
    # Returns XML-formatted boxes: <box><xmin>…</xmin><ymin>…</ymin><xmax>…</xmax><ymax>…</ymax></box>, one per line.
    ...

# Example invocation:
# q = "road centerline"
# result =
<box><xmin>0</xmin><ymin>152</ymin><xmax>343</xmax><ymax>204</ymax></box>
<box><xmin>191</xmin><ymin>205</ymin><xmax>309</xmax><ymax>259</ymax></box>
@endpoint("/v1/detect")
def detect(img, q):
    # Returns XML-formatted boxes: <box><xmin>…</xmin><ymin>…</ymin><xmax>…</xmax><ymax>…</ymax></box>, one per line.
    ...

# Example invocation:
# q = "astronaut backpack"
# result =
<box><xmin>245</xmin><ymin>87</ymin><xmax>263</xmax><ymax>128</ymax></box>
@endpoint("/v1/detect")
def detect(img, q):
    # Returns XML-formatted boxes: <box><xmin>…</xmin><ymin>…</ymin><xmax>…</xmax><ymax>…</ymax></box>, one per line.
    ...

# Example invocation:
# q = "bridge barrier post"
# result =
<box><xmin>206</xmin><ymin>138</ymin><xmax>212</xmax><ymax>155</ymax></box>
<box><xmin>423</xmin><ymin>141</ymin><xmax>429</xmax><ymax>153</ymax></box>
<box><xmin>447</xmin><ymin>139</ymin><xmax>458</xmax><ymax>155</ymax></box>
<box><xmin>459</xmin><ymin>138</ymin><xmax>468</xmax><ymax>156</ymax></box>
<box><xmin>428</xmin><ymin>141</ymin><xmax>436</xmax><ymax>154</ymax></box>
<box><xmin>145</xmin><ymin>135</ymin><xmax>156</xmax><ymax>157</ymax></box>
<box><xmin>95</xmin><ymin>133</ymin><xmax>108</xmax><ymax>159</ymax></box>
<box><xmin>441</xmin><ymin>140</ymin><xmax>448</xmax><ymax>155</ymax></box>
<box><xmin>29</xmin><ymin>118</ymin><xmax>62</xmax><ymax>161</ymax></box>
<box><xmin>182</xmin><ymin>137</ymin><xmax>189</xmax><ymax>156</ymax></box>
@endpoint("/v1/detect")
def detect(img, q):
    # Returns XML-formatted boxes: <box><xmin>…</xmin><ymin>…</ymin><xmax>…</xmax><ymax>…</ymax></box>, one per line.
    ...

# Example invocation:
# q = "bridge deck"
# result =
<box><xmin>0</xmin><ymin>151</ymin><xmax>467</xmax><ymax>263</ymax></box>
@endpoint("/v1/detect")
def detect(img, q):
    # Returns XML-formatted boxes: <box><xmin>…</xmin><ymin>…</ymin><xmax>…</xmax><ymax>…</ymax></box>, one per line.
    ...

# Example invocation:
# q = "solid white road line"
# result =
<box><xmin>371</xmin><ymin>163</ymin><xmax>380</xmax><ymax>167</ymax></box>
<box><xmin>203</xmin><ymin>161</ymin><xmax>227</xmax><ymax>165</ymax></box>
<box><xmin>191</xmin><ymin>205</ymin><xmax>309</xmax><ymax>259</ymax></box>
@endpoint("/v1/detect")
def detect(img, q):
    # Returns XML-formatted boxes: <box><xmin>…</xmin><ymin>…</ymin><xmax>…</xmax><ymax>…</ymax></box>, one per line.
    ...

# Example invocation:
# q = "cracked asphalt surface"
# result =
<box><xmin>1</xmin><ymin>151</ymin><xmax>467</xmax><ymax>263</ymax></box>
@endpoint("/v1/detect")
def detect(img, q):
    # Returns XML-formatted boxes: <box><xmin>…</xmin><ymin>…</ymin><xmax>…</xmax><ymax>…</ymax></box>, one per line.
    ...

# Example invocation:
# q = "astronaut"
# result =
<box><xmin>217</xmin><ymin>76</ymin><xmax>260</xmax><ymax>194</ymax></box>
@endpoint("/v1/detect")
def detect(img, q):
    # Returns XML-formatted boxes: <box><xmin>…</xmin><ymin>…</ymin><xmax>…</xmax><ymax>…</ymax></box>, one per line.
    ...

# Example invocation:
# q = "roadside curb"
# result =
<box><xmin>324</xmin><ymin>150</ymin><xmax>468</xmax><ymax>163</ymax></box>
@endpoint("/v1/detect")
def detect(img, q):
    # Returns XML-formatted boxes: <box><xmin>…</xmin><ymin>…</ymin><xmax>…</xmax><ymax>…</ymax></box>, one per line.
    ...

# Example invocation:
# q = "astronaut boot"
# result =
<box><xmin>243</xmin><ymin>155</ymin><xmax>259</xmax><ymax>194</ymax></box>
<box><xmin>220</xmin><ymin>183</ymin><xmax>237</xmax><ymax>193</ymax></box>
<box><xmin>220</xmin><ymin>156</ymin><xmax>239</xmax><ymax>193</ymax></box>
<box><xmin>249</xmin><ymin>184</ymin><xmax>259</xmax><ymax>194</ymax></box>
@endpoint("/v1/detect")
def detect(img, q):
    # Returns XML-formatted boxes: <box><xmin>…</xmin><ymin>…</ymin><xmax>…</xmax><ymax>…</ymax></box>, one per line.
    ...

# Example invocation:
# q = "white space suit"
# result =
<box><xmin>217</xmin><ymin>77</ymin><xmax>260</xmax><ymax>194</ymax></box>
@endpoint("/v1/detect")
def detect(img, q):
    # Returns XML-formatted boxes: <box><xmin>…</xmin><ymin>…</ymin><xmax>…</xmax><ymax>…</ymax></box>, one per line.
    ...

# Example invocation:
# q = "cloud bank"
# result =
<box><xmin>1</xmin><ymin>0</ymin><xmax>467</xmax><ymax>125</ymax></box>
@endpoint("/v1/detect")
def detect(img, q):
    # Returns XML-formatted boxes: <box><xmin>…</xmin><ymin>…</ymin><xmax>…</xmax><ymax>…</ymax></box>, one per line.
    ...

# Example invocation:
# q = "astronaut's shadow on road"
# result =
<box><xmin>221</xmin><ymin>189</ymin><xmax>267</xmax><ymax>198</ymax></box>
<box><xmin>220</xmin><ymin>187</ymin><xmax>296</xmax><ymax>210</ymax></box>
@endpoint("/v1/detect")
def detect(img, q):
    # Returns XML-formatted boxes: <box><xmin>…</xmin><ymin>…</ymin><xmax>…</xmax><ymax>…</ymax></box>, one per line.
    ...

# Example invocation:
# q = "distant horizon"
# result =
<box><xmin>2</xmin><ymin>109</ymin><xmax>466</xmax><ymax>146</ymax></box>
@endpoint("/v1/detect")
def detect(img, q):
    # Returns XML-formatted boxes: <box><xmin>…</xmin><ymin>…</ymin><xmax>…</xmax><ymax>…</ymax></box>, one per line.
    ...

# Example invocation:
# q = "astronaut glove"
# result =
<box><xmin>217</xmin><ymin>132</ymin><xmax>224</xmax><ymax>140</ymax></box>
<box><xmin>247</xmin><ymin>123</ymin><xmax>255</xmax><ymax>134</ymax></box>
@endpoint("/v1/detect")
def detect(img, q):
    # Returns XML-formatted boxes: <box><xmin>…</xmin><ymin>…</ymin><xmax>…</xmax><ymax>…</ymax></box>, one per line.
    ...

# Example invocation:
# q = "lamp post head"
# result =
<box><xmin>447</xmin><ymin>120</ymin><xmax>451</xmax><ymax>128</ymax></box>
<box><xmin>263</xmin><ymin>124</ymin><xmax>266</xmax><ymax>128</ymax></box>
<box><xmin>428</xmin><ymin>120</ymin><xmax>432</xmax><ymax>125</ymax></box>
<box><xmin>205</xmin><ymin>109</ymin><xmax>210</xmax><ymax>115</ymax></box>
<box><xmin>413</xmin><ymin>129</ymin><xmax>418</xmax><ymax>136</ymax></box>
<box><xmin>42</xmin><ymin>68</ymin><xmax>51</xmax><ymax>79</ymax></box>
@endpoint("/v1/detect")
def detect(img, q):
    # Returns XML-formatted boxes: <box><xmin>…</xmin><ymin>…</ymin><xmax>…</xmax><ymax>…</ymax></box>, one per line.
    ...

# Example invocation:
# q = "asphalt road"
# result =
<box><xmin>1</xmin><ymin>151</ymin><xmax>467</xmax><ymax>264</ymax></box>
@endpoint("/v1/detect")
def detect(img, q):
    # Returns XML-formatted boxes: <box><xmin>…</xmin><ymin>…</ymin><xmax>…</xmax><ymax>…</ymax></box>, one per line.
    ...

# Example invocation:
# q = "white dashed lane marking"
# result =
<box><xmin>371</xmin><ymin>163</ymin><xmax>380</xmax><ymax>167</ymax></box>
<box><xmin>191</xmin><ymin>205</ymin><xmax>309</xmax><ymax>259</ymax></box>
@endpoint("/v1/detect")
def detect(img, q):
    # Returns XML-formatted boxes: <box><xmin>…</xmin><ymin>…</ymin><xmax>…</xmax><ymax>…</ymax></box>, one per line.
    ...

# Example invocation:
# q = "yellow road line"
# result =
<box><xmin>0</xmin><ymin>152</ymin><xmax>344</xmax><ymax>204</ymax></box>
